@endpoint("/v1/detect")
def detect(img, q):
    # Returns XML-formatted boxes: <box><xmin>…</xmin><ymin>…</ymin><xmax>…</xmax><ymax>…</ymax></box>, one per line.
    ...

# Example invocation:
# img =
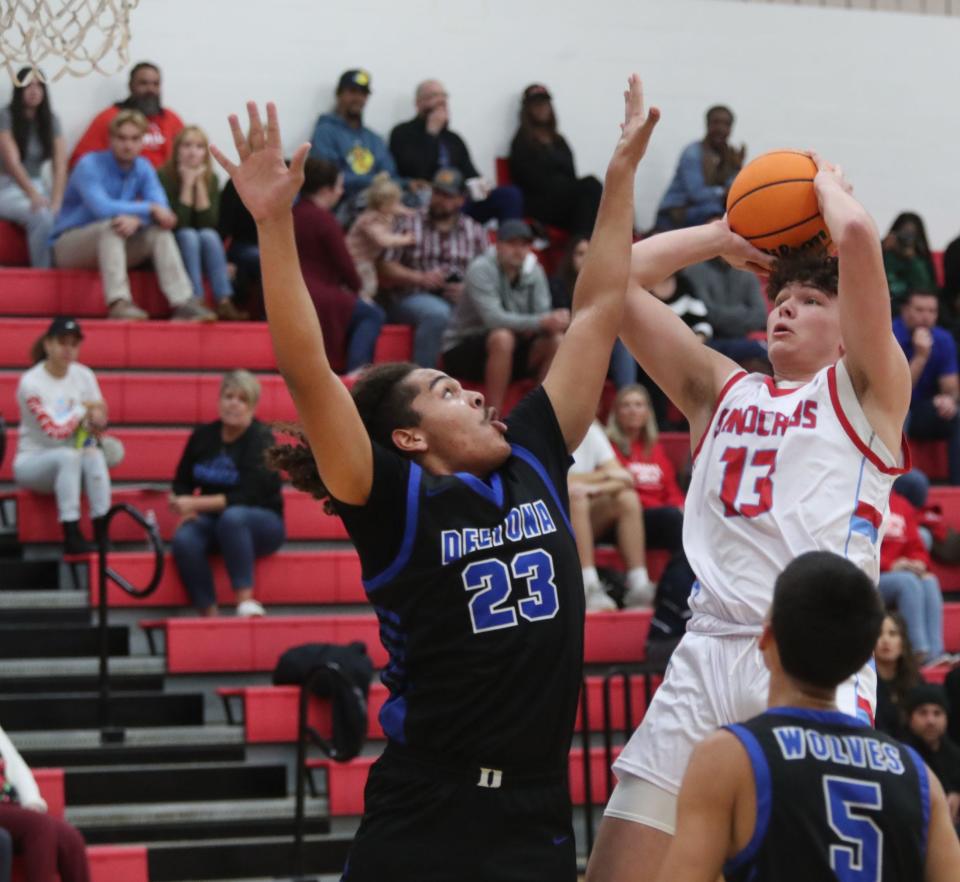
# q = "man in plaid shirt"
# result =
<box><xmin>379</xmin><ymin>168</ymin><xmax>488</xmax><ymax>368</ymax></box>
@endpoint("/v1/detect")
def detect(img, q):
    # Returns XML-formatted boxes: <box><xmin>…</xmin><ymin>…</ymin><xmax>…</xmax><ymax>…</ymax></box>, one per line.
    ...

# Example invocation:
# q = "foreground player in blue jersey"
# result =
<box><xmin>655</xmin><ymin>550</ymin><xmax>960</xmax><ymax>882</ymax></box>
<box><xmin>210</xmin><ymin>79</ymin><xmax>768</xmax><ymax>882</ymax></box>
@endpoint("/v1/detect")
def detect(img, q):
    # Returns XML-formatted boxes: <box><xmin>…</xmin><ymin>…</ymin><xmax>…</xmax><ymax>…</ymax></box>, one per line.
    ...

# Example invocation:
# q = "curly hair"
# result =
<box><xmin>767</xmin><ymin>247</ymin><xmax>839</xmax><ymax>299</ymax></box>
<box><xmin>267</xmin><ymin>363</ymin><xmax>421</xmax><ymax>507</ymax></box>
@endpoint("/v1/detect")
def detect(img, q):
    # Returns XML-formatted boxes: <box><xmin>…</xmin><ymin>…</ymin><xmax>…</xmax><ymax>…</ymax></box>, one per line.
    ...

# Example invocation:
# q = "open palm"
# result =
<box><xmin>210</xmin><ymin>102</ymin><xmax>310</xmax><ymax>224</ymax></box>
<box><xmin>615</xmin><ymin>74</ymin><xmax>661</xmax><ymax>165</ymax></box>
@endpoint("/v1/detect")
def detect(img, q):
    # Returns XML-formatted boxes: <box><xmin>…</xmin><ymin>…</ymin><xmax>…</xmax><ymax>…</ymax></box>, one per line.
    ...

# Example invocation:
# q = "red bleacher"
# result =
<box><xmin>144</xmin><ymin>609</ymin><xmax>652</xmax><ymax>674</ymax></box>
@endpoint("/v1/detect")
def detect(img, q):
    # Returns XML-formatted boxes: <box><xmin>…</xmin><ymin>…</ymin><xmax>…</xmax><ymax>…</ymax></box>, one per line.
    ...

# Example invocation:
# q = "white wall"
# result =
<box><xmin>34</xmin><ymin>0</ymin><xmax>959</xmax><ymax>245</ymax></box>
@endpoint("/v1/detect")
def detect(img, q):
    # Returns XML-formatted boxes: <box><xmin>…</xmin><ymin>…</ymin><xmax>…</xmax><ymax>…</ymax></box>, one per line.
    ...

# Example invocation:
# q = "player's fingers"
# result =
<box><xmin>247</xmin><ymin>101</ymin><xmax>265</xmax><ymax>151</ymax></box>
<box><xmin>289</xmin><ymin>142</ymin><xmax>311</xmax><ymax>180</ymax></box>
<box><xmin>808</xmin><ymin>150</ymin><xmax>825</xmax><ymax>170</ymax></box>
<box><xmin>209</xmin><ymin>143</ymin><xmax>238</xmax><ymax>177</ymax></box>
<box><xmin>265</xmin><ymin>102</ymin><xmax>282</xmax><ymax>150</ymax></box>
<box><xmin>227</xmin><ymin>113</ymin><xmax>248</xmax><ymax>161</ymax></box>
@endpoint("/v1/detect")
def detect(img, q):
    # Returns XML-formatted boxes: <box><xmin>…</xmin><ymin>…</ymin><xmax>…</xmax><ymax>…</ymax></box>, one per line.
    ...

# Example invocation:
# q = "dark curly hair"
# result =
<box><xmin>267</xmin><ymin>362</ymin><xmax>421</xmax><ymax>507</ymax></box>
<box><xmin>767</xmin><ymin>247</ymin><xmax>839</xmax><ymax>299</ymax></box>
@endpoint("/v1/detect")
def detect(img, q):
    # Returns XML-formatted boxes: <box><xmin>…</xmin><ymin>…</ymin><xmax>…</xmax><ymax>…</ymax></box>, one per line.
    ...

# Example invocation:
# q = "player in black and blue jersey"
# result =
<box><xmin>211</xmin><ymin>78</ymin><xmax>702</xmax><ymax>882</ymax></box>
<box><xmin>655</xmin><ymin>550</ymin><xmax>960</xmax><ymax>882</ymax></box>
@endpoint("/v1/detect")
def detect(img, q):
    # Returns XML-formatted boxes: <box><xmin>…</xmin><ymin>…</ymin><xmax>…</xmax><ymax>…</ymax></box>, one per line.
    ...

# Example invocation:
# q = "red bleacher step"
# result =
<box><xmin>16</xmin><ymin>486</ymin><xmax>347</xmax><ymax>544</ymax></box>
<box><xmin>146</xmin><ymin>609</ymin><xmax>651</xmax><ymax>674</ymax></box>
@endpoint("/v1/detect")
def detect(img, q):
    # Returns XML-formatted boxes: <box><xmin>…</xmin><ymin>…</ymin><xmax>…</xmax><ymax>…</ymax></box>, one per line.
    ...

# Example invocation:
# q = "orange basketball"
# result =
<box><xmin>726</xmin><ymin>150</ymin><xmax>830</xmax><ymax>257</ymax></box>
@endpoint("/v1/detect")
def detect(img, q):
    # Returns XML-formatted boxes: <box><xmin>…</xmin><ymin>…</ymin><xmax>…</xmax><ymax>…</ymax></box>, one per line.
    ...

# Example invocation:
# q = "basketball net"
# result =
<box><xmin>0</xmin><ymin>0</ymin><xmax>139</xmax><ymax>84</ymax></box>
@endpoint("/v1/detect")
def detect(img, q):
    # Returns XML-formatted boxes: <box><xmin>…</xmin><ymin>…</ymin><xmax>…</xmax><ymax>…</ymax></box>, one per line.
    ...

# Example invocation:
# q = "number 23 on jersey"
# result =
<box><xmin>462</xmin><ymin>549</ymin><xmax>559</xmax><ymax>634</ymax></box>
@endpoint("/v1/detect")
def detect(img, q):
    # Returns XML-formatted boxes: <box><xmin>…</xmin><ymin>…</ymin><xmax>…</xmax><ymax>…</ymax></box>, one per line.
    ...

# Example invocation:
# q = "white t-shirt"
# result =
<box><xmin>15</xmin><ymin>361</ymin><xmax>102</xmax><ymax>455</ymax></box>
<box><xmin>570</xmin><ymin>421</ymin><xmax>617</xmax><ymax>475</ymax></box>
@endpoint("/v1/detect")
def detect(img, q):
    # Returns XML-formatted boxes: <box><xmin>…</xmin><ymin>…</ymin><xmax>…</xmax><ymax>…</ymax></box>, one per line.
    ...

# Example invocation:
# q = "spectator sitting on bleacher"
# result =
<box><xmin>345</xmin><ymin>172</ymin><xmax>416</xmax><ymax>302</ymax></box>
<box><xmin>0</xmin><ymin>721</ymin><xmax>91</xmax><ymax>882</ymax></box>
<box><xmin>158</xmin><ymin>126</ymin><xmax>247</xmax><ymax>321</ymax></box>
<box><xmin>508</xmin><ymin>84</ymin><xmax>602</xmax><ymax>237</ymax></box>
<box><xmin>389</xmin><ymin>79</ymin><xmax>523</xmax><ymax>225</ymax></box>
<box><xmin>874</xmin><ymin>611</ymin><xmax>921</xmax><ymax>738</ymax></box>
<box><xmin>309</xmin><ymin>69</ymin><xmax>397</xmax><ymax>225</ymax></box>
<box><xmin>218</xmin><ymin>177</ymin><xmax>260</xmax><ymax>313</ymax></box>
<box><xmin>13</xmin><ymin>317</ymin><xmax>110</xmax><ymax>555</ymax></box>
<box><xmin>902</xmin><ymin>684</ymin><xmax>960</xmax><ymax>829</ymax></box>
<box><xmin>682</xmin><ymin>254</ymin><xmax>769</xmax><ymax>368</ymax></box>
<box><xmin>294</xmin><ymin>159</ymin><xmax>384</xmax><ymax>374</ymax></box>
<box><xmin>569</xmin><ymin>420</ymin><xmax>655</xmax><ymax>613</ymax></box>
<box><xmin>606</xmin><ymin>384</ymin><xmax>685</xmax><ymax>557</ymax></box>
<box><xmin>654</xmin><ymin>105</ymin><xmax>745</xmax><ymax>232</ymax></box>
<box><xmin>944</xmin><ymin>229</ymin><xmax>960</xmax><ymax>330</ymax></box>
<box><xmin>51</xmin><ymin>110</ymin><xmax>213</xmax><ymax>322</ymax></box>
<box><xmin>379</xmin><ymin>167</ymin><xmax>487</xmax><ymax>368</ymax></box>
<box><xmin>170</xmin><ymin>370</ymin><xmax>285</xmax><ymax>617</ymax></box>
<box><xmin>894</xmin><ymin>289</ymin><xmax>960</xmax><ymax>484</ymax></box>
<box><xmin>884</xmin><ymin>212</ymin><xmax>937</xmax><ymax>313</ymax></box>
<box><xmin>878</xmin><ymin>490</ymin><xmax>947</xmax><ymax>665</ymax></box>
<box><xmin>442</xmin><ymin>219</ymin><xmax>569</xmax><ymax>413</ymax></box>
<box><xmin>0</xmin><ymin>68</ymin><xmax>65</xmax><ymax>268</ymax></box>
<box><xmin>69</xmin><ymin>61</ymin><xmax>183</xmax><ymax>170</ymax></box>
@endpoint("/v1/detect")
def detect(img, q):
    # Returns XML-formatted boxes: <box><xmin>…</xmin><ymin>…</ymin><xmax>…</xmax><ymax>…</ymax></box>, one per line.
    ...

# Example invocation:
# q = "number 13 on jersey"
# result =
<box><xmin>719</xmin><ymin>446</ymin><xmax>778</xmax><ymax>518</ymax></box>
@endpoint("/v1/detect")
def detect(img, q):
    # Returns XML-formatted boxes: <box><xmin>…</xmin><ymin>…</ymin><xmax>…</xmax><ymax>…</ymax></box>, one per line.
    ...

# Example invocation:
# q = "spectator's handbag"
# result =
<box><xmin>0</xmin><ymin>759</ymin><xmax>19</xmax><ymax>804</ymax></box>
<box><xmin>99</xmin><ymin>435</ymin><xmax>125</xmax><ymax>469</ymax></box>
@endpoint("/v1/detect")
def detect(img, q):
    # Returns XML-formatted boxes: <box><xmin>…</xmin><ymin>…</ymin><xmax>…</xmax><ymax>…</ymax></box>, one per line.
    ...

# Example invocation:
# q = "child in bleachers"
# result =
<box><xmin>158</xmin><ymin>126</ymin><xmax>247</xmax><ymax>320</ymax></box>
<box><xmin>13</xmin><ymin>317</ymin><xmax>111</xmax><ymax>554</ymax></box>
<box><xmin>345</xmin><ymin>172</ymin><xmax>415</xmax><ymax>302</ymax></box>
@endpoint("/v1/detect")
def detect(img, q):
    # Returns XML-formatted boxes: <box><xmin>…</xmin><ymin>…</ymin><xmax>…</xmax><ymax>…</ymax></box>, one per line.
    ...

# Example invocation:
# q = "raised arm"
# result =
<box><xmin>211</xmin><ymin>103</ymin><xmax>373</xmax><ymax>505</ymax></box>
<box><xmin>619</xmin><ymin>221</ymin><xmax>771</xmax><ymax>446</ymax></box>
<box><xmin>541</xmin><ymin>74</ymin><xmax>660</xmax><ymax>451</ymax></box>
<box><xmin>813</xmin><ymin>154</ymin><xmax>911</xmax><ymax>450</ymax></box>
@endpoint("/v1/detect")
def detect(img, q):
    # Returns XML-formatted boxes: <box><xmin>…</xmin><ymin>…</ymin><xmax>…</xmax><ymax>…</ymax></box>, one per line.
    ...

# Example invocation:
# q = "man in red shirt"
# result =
<box><xmin>70</xmin><ymin>62</ymin><xmax>183</xmax><ymax>170</ymax></box>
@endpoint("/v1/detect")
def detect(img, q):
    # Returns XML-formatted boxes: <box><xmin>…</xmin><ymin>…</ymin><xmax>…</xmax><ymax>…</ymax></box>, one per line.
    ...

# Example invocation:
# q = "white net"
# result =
<box><xmin>0</xmin><ymin>0</ymin><xmax>139</xmax><ymax>84</ymax></box>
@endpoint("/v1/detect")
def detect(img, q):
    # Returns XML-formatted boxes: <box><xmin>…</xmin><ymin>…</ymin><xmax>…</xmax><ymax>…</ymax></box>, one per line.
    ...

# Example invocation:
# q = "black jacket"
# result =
<box><xmin>389</xmin><ymin>116</ymin><xmax>479</xmax><ymax>182</ymax></box>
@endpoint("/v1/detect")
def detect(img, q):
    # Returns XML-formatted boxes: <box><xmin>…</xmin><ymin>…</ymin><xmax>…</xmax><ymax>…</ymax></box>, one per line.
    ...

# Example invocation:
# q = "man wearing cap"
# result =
<box><xmin>379</xmin><ymin>168</ymin><xmax>487</xmax><ymax>368</ymax></box>
<box><xmin>442</xmin><ymin>219</ymin><xmax>569</xmax><ymax>412</ymax></box>
<box><xmin>903</xmin><ymin>683</ymin><xmax>960</xmax><ymax>827</ymax></box>
<box><xmin>389</xmin><ymin>79</ymin><xmax>523</xmax><ymax>225</ymax></box>
<box><xmin>309</xmin><ymin>69</ymin><xmax>398</xmax><ymax>217</ymax></box>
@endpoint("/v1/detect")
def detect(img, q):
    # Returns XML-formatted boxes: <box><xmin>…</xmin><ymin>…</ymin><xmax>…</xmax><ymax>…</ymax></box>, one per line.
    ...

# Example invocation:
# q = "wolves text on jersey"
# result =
<box><xmin>772</xmin><ymin>726</ymin><xmax>905</xmax><ymax>775</ymax></box>
<box><xmin>713</xmin><ymin>400</ymin><xmax>818</xmax><ymax>441</ymax></box>
<box><xmin>440</xmin><ymin>499</ymin><xmax>558</xmax><ymax>566</ymax></box>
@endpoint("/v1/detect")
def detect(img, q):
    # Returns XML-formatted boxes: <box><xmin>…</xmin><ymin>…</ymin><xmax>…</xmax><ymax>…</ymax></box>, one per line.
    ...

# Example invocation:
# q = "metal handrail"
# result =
<box><xmin>96</xmin><ymin>502</ymin><xmax>164</xmax><ymax>743</ymax></box>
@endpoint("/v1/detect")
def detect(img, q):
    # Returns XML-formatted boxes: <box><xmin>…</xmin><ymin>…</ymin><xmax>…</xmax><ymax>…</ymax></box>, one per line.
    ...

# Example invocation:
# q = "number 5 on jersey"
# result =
<box><xmin>462</xmin><ymin>549</ymin><xmax>559</xmax><ymax>634</ymax></box>
<box><xmin>719</xmin><ymin>446</ymin><xmax>778</xmax><ymax>518</ymax></box>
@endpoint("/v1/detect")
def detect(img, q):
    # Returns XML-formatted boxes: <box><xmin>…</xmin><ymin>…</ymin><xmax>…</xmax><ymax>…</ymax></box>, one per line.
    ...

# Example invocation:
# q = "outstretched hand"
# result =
<box><xmin>210</xmin><ymin>102</ymin><xmax>311</xmax><ymax>225</ymax></box>
<box><xmin>613</xmin><ymin>73</ymin><xmax>661</xmax><ymax>166</ymax></box>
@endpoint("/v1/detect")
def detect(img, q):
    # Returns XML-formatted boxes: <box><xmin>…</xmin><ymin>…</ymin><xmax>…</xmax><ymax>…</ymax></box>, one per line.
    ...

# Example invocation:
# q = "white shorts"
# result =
<box><xmin>610</xmin><ymin>630</ymin><xmax>877</xmax><ymax>798</ymax></box>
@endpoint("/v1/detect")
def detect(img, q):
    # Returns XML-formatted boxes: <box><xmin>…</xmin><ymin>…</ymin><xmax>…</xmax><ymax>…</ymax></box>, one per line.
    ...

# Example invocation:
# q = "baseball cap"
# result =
<box><xmin>46</xmin><ymin>316</ymin><xmax>83</xmax><ymax>340</ymax></box>
<box><xmin>522</xmin><ymin>84</ymin><xmax>552</xmax><ymax>104</ymax></box>
<box><xmin>337</xmin><ymin>69</ymin><xmax>372</xmax><ymax>94</ymax></box>
<box><xmin>904</xmin><ymin>683</ymin><xmax>950</xmax><ymax>716</ymax></box>
<box><xmin>498</xmin><ymin>220</ymin><xmax>534</xmax><ymax>242</ymax></box>
<box><xmin>432</xmin><ymin>168</ymin><xmax>464</xmax><ymax>196</ymax></box>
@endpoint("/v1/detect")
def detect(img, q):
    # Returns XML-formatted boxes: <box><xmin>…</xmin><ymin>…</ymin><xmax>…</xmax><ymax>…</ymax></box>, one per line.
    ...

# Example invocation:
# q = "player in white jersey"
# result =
<box><xmin>584</xmin><ymin>156</ymin><xmax>912</xmax><ymax>882</ymax></box>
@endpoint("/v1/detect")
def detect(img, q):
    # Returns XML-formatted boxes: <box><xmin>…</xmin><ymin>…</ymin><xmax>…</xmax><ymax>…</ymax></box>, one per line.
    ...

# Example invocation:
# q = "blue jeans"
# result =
<box><xmin>387</xmin><ymin>291</ymin><xmax>452</xmax><ymax>368</ymax></box>
<box><xmin>346</xmin><ymin>298</ymin><xmax>386</xmax><ymax>371</ymax></box>
<box><xmin>0</xmin><ymin>175</ymin><xmax>53</xmax><ymax>267</ymax></box>
<box><xmin>609</xmin><ymin>339</ymin><xmax>637</xmax><ymax>389</ymax></box>
<box><xmin>175</xmin><ymin>227</ymin><xmax>233</xmax><ymax>301</ymax></box>
<box><xmin>172</xmin><ymin>505</ymin><xmax>285</xmax><ymax>610</ymax></box>
<box><xmin>463</xmin><ymin>185</ymin><xmax>524</xmax><ymax>224</ymax></box>
<box><xmin>878</xmin><ymin>570</ymin><xmax>944</xmax><ymax>658</ymax></box>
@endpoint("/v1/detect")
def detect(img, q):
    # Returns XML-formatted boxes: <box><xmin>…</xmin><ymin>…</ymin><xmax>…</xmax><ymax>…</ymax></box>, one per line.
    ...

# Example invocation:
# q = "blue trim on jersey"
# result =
<box><xmin>373</xmin><ymin>604</ymin><xmax>401</xmax><ymax>626</ymax></box>
<box><xmin>509</xmin><ymin>443</ymin><xmax>573</xmax><ymax>537</ymax></box>
<box><xmin>379</xmin><ymin>693</ymin><xmax>408</xmax><ymax>744</ymax></box>
<box><xmin>842</xmin><ymin>456</ymin><xmax>868</xmax><ymax>558</ymax></box>
<box><xmin>722</xmin><ymin>724</ymin><xmax>772</xmax><ymax>877</ymax></box>
<box><xmin>904</xmin><ymin>744</ymin><xmax>931</xmax><ymax>860</ymax></box>
<box><xmin>363</xmin><ymin>463</ymin><xmax>423</xmax><ymax>593</ymax></box>
<box><xmin>453</xmin><ymin>471</ymin><xmax>505</xmax><ymax>508</ymax></box>
<box><xmin>764</xmin><ymin>706</ymin><xmax>865</xmax><ymax>729</ymax></box>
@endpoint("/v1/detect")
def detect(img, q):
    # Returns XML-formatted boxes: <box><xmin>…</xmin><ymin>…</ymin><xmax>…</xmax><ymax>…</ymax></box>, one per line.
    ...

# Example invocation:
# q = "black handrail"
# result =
<box><xmin>96</xmin><ymin>502</ymin><xmax>164</xmax><ymax>743</ymax></box>
<box><xmin>579</xmin><ymin>678</ymin><xmax>595</xmax><ymax>853</ymax></box>
<box><xmin>292</xmin><ymin>662</ymin><xmax>354</xmax><ymax>882</ymax></box>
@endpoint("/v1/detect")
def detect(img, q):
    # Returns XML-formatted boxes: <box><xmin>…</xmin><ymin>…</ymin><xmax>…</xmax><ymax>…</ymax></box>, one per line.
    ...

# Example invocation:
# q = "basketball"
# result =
<box><xmin>726</xmin><ymin>150</ymin><xmax>830</xmax><ymax>256</ymax></box>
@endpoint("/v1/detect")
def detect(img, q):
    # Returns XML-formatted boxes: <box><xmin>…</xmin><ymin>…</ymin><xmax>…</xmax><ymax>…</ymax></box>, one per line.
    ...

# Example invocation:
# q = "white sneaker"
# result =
<box><xmin>623</xmin><ymin>581</ymin><xmax>656</xmax><ymax>609</ymax></box>
<box><xmin>236</xmin><ymin>599</ymin><xmax>265</xmax><ymax>617</ymax></box>
<box><xmin>585</xmin><ymin>583</ymin><xmax>617</xmax><ymax>613</ymax></box>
